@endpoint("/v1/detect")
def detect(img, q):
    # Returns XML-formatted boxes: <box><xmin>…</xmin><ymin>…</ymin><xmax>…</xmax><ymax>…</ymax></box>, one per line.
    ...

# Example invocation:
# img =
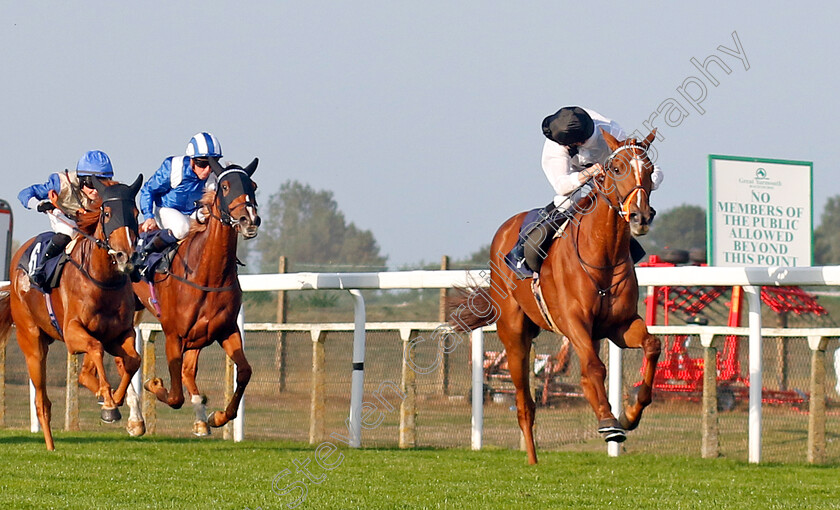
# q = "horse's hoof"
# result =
<box><xmin>603</xmin><ymin>429</ymin><xmax>627</xmax><ymax>443</ymax></box>
<box><xmin>192</xmin><ymin>420</ymin><xmax>211</xmax><ymax>437</ymax></box>
<box><xmin>101</xmin><ymin>407</ymin><xmax>122</xmax><ymax>424</ymax></box>
<box><xmin>207</xmin><ymin>411</ymin><xmax>226</xmax><ymax>428</ymax></box>
<box><xmin>618</xmin><ymin>410</ymin><xmax>639</xmax><ymax>431</ymax></box>
<box><xmin>598</xmin><ymin>417</ymin><xmax>626</xmax><ymax>442</ymax></box>
<box><xmin>127</xmin><ymin>419</ymin><xmax>146</xmax><ymax>437</ymax></box>
<box><xmin>143</xmin><ymin>378</ymin><xmax>163</xmax><ymax>393</ymax></box>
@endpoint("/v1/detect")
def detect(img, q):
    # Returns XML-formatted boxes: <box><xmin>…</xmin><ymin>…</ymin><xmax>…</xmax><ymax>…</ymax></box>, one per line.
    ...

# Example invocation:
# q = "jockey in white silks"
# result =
<box><xmin>505</xmin><ymin>107</ymin><xmax>664</xmax><ymax>278</ymax></box>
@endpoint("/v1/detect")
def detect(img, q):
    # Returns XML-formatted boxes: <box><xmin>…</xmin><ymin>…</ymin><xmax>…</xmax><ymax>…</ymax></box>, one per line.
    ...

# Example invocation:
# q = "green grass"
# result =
<box><xmin>0</xmin><ymin>430</ymin><xmax>838</xmax><ymax>510</ymax></box>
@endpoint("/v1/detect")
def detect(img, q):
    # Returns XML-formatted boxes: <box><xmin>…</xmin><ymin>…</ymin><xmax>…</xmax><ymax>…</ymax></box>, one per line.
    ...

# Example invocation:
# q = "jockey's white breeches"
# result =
<box><xmin>155</xmin><ymin>207</ymin><xmax>206</xmax><ymax>240</ymax></box>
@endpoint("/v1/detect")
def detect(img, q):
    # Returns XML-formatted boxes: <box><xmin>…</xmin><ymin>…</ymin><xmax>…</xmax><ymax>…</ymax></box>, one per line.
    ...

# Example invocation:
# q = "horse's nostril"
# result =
<box><xmin>254</xmin><ymin>216</ymin><xmax>261</xmax><ymax>227</ymax></box>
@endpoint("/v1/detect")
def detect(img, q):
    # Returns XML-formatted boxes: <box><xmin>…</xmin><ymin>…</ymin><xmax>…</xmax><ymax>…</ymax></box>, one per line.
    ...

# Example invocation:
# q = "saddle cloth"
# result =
<box><xmin>20</xmin><ymin>232</ymin><xmax>71</xmax><ymax>293</ymax></box>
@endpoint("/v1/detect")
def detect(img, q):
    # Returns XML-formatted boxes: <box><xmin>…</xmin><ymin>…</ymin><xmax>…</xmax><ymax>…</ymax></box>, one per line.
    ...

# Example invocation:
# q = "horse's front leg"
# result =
<box><xmin>108</xmin><ymin>330</ymin><xmax>141</xmax><ymax>406</ymax></box>
<box><xmin>611</xmin><ymin>316</ymin><xmax>661</xmax><ymax>431</ymax></box>
<box><xmin>182</xmin><ymin>349</ymin><xmax>210</xmax><ymax>436</ymax></box>
<box><xmin>566</xmin><ymin>321</ymin><xmax>625</xmax><ymax>442</ymax></box>
<box><xmin>107</xmin><ymin>331</ymin><xmax>145</xmax><ymax>437</ymax></box>
<box><xmin>207</xmin><ymin>330</ymin><xmax>252</xmax><ymax>428</ymax></box>
<box><xmin>65</xmin><ymin>320</ymin><xmax>121</xmax><ymax>423</ymax></box>
<box><xmin>143</xmin><ymin>331</ymin><xmax>185</xmax><ymax>409</ymax></box>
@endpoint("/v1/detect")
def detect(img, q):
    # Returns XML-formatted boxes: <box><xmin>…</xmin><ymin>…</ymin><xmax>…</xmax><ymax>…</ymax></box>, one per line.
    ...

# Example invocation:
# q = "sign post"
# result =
<box><xmin>707</xmin><ymin>155</ymin><xmax>812</xmax><ymax>464</ymax></box>
<box><xmin>0</xmin><ymin>199</ymin><xmax>12</xmax><ymax>278</ymax></box>
<box><xmin>708</xmin><ymin>155</ymin><xmax>812</xmax><ymax>267</ymax></box>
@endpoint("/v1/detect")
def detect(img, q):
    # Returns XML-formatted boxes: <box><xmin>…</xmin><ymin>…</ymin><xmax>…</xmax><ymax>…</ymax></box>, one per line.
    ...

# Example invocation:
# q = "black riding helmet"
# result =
<box><xmin>542</xmin><ymin>106</ymin><xmax>594</xmax><ymax>146</ymax></box>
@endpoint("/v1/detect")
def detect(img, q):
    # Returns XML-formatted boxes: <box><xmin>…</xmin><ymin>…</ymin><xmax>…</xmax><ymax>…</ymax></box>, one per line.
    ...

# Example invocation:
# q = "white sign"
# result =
<box><xmin>708</xmin><ymin>155</ymin><xmax>812</xmax><ymax>267</ymax></box>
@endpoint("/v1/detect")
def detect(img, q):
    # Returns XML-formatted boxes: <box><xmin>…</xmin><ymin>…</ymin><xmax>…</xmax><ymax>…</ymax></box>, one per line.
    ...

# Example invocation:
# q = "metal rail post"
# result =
<box><xmin>348</xmin><ymin>290</ymin><xmax>366</xmax><ymax>448</ymax></box>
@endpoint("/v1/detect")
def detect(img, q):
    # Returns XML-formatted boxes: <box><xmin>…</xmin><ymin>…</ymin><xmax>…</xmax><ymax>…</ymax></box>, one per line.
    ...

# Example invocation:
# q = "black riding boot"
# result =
<box><xmin>30</xmin><ymin>233</ymin><xmax>71</xmax><ymax>288</ymax></box>
<box><xmin>504</xmin><ymin>202</ymin><xmax>561</xmax><ymax>279</ymax></box>
<box><xmin>132</xmin><ymin>229</ymin><xmax>178</xmax><ymax>281</ymax></box>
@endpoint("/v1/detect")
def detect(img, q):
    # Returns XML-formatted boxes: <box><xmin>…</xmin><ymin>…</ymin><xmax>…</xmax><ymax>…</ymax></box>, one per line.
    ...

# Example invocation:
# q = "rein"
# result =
<box><xmin>66</xmin><ymin>254</ymin><xmax>129</xmax><ymax>291</ymax></box>
<box><xmin>156</xmin><ymin>186</ymin><xmax>241</xmax><ymax>293</ymax></box>
<box><xmin>165</xmin><ymin>270</ymin><xmax>237</xmax><ymax>292</ymax></box>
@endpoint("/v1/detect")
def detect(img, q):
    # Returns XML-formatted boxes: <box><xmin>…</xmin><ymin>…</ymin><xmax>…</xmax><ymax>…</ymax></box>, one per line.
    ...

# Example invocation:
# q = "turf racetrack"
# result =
<box><xmin>0</xmin><ymin>431</ymin><xmax>837</xmax><ymax>509</ymax></box>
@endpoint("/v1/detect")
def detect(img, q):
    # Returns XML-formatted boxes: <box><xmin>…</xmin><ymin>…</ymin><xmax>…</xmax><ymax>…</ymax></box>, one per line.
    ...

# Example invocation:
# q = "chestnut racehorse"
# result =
<box><xmin>133</xmin><ymin>158</ymin><xmax>259</xmax><ymax>435</ymax></box>
<box><xmin>449</xmin><ymin>129</ymin><xmax>662</xmax><ymax>464</ymax></box>
<box><xmin>0</xmin><ymin>176</ymin><xmax>143</xmax><ymax>450</ymax></box>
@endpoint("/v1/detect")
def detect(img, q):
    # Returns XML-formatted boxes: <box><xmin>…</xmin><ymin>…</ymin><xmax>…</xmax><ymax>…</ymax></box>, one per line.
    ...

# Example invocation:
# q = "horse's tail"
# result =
<box><xmin>446</xmin><ymin>286</ymin><xmax>500</xmax><ymax>332</ymax></box>
<box><xmin>0</xmin><ymin>285</ymin><xmax>13</xmax><ymax>348</ymax></box>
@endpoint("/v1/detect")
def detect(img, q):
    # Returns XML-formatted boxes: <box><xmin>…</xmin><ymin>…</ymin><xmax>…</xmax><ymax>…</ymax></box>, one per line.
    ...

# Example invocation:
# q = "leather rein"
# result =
<box><xmin>155</xmin><ymin>171</ymin><xmax>254</xmax><ymax>293</ymax></box>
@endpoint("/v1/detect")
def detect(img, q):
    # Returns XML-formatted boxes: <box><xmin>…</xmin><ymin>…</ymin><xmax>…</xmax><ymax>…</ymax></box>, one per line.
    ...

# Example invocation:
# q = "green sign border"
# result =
<box><xmin>707</xmin><ymin>154</ymin><xmax>813</xmax><ymax>266</ymax></box>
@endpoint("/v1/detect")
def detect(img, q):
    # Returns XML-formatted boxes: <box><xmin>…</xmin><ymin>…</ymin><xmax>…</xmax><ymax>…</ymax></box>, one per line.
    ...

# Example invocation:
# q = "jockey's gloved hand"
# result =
<box><xmin>37</xmin><ymin>201</ymin><xmax>55</xmax><ymax>213</ymax></box>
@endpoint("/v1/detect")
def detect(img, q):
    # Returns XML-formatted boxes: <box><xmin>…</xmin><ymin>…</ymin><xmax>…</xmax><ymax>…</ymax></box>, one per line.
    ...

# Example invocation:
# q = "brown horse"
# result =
<box><xmin>0</xmin><ymin>176</ymin><xmax>143</xmax><ymax>450</ymax></box>
<box><xmin>449</xmin><ymin>129</ymin><xmax>662</xmax><ymax>464</ymax></box>
<box><xmin>133</xmin><ymin>158</ymin><xmax>259</xmax><ymax>435</ymax></box>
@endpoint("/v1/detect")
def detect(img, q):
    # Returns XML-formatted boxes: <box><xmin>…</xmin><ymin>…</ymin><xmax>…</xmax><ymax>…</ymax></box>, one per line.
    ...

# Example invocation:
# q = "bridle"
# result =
<box><xmin>67</xmin><ymin>195</ymin><xmax>137</xmax><ymax>255</ymax></box>
<box><xmin>65</xmin><ymin>194</ymin><xmax>139</xmax><ymax>290</ymax></box>
<box><xmin>155</xmin><ymin>166</ymin><xmax>258</xmax><ymax>294</ymax></box>
<box><xmin>567</xmin><ymin>143</ymin><xmax>653</xmax><ymax>297</ymax></box>
<box><xmin>596</xmin><ymin>144</ymin><xmax>652</xmax><ymax>223</ymax></box>
<box><xmin>205</xmin><ymin>168</ymin><xmax>258</xmax><ymax>230</ymax></box>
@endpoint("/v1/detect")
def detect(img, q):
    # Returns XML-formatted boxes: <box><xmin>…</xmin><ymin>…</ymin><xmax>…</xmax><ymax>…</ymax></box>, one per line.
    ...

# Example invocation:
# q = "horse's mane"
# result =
<box><xmin>185</xmin><ymin>189</ymin><xmax>217</xmax><ymax>238</ymax></box>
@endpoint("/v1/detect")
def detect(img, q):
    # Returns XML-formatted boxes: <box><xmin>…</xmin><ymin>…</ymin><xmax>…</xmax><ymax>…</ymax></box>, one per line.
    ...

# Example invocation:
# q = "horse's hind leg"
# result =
<box><xmin>612</xmin><ymin>317</ymin><xmax>661</xmax><ymax>431</ymax></box>
<box><xmin>207</xmin><ymin>330</ymin><xmax>252</xmax><ymax>429</ymax></box>
<box><xmin>21</xmin><ymin>333</ymin><xmax>54</xmax><ymax>450</ymax></box>
<box><xmin>497</xmin><ymin>314</ymin><xmax>540</xmax><ymax>465</ymax></box>
<box><xmin>182</xmin><ymin>349</ymin><xmax>210</xmax><ymax>436</ymax></box>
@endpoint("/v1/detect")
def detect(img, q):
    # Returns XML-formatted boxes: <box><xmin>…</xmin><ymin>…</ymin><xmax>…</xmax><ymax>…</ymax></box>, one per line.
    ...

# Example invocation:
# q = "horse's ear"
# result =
<box><xmin>128</xmin><ymin>174</ymin><xmax>143</xmax><ymax>198</ymax></box>
<box><xmin>600</xmin><ymin>128</ymin><xmax>621</xmax><ymax>151</ymax></box>
<box><xmin>208</xmin><ymin>157</ymin><xmax>225</xmax><ymax>176</ymax></box>
<box><xmin>243</xmin><ymin>158</ymin><xmax>259</xmax><ymax>177</ymax></box>
<box><xmin>91</xmin><ymin>176</ymin><xmax>108</xmax><ymax>195</ymax></box>
<box><xmin>642</xmin><ymin>129</ymin><xmax>657</xmax><ymax>149</ymax></box>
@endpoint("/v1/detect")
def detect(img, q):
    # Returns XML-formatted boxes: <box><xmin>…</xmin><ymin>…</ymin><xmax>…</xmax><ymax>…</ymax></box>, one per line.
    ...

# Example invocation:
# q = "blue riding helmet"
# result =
<box><xmin>76</xmin><ymin>150</ymin><xmax>114</xmax><ymax>178</ymax></box>
<box><xmin>185</xmin><ymin>132</ymin><xmax>223</xmax><ymax>159</ymax></box>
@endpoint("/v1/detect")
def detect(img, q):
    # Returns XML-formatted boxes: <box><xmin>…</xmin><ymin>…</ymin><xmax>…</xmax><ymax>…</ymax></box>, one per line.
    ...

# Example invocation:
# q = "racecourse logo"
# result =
<box><xmin>755</xmin><ymin>167</ymin><xmax>767</xmax><ymax>179</ymax></box>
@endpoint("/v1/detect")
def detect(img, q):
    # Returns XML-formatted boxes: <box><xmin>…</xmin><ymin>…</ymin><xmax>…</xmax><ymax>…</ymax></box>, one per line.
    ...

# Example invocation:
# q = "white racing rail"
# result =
<box><xmin>9</xmin><ymin>265</ymin><xmax>840</xmax><ymax>462</ymax></box>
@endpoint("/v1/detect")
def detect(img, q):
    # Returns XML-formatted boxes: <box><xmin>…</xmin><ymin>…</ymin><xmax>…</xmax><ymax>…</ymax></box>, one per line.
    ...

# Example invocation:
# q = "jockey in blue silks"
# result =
<box><xmin>136</xmin><ymin>132</ymin><xmax>222</xmax><ymax>258</ymax></box>
<box><xmin>17</xmin><ymin>150</ymin><xmax>114</xmax><ymax>287</ymax></box>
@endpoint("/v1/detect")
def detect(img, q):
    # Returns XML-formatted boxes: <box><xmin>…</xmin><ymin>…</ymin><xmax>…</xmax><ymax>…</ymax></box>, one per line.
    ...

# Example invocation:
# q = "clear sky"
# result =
<box><xmin>1</xmin><ymin>2</ymin><xmax>836</xmax><ymax>267</ymax></box>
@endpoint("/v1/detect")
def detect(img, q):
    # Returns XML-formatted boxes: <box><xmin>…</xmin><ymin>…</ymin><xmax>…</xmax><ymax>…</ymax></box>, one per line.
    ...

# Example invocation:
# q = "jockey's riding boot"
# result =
<box><xmin>504</xmin><ymin>202</ymin><xmax>559</xmax><ymax>279</ymax></box>
<box><xmin>29</xmin><ymin>233</ymin><xmax>71</xmax><ymax>288</ymax></box>
<box><xmin>132</xmin><ymin>229</ymin><xmax>179</xmax><ymax>280</ymax></box>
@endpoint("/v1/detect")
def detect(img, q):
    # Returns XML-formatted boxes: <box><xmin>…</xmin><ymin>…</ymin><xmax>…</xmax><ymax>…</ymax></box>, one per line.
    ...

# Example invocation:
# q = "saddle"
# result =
<box><xmin>21</xmin><ymin>232</ymin><xmax>71</xmax><ymax>293</ymax></box>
